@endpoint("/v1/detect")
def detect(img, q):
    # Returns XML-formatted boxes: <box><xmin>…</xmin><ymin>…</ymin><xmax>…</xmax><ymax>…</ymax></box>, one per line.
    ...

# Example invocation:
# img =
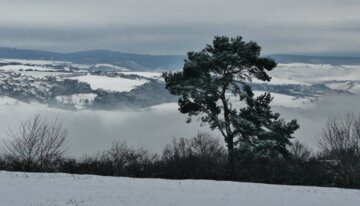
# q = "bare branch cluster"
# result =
<box><xmin>4</xmin><ymin>114</ymin><xmax>68</xmax><ymax>170</ymax></box>
<box><xmin>318</xmin><ymin>113</ymin><xmax>360</xmax><ymax>156</ymax></box>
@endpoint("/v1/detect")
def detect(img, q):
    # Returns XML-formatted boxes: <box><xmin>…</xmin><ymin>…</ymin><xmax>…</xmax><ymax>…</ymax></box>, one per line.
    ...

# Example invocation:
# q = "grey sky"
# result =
<box><xmin>1</xmin><ymin>0</ymin><xmax>360</xmax><ymax>55</ymax></box>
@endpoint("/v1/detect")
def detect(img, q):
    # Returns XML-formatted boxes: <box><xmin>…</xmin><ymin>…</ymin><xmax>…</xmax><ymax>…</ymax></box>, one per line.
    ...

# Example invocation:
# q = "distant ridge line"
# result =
<box><xmin>1</xmin><ymin>47</ymin><xmax>360</xmax><ymax>69</ymax></box>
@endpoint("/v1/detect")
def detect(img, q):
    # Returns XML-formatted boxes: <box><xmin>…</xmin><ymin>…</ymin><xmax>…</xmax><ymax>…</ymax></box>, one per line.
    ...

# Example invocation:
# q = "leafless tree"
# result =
<box><xmin>161</xmin><ymin>133</ymin><xmax>226</xmax><ymax>179</ymax></box>
<box><xmin>162</xmin><ymin>132</ymin><xmax>226</xmax><ymax>162</ymax></box>
<box><xmin>317</xmin><ymin>113</ymin><xmax>360</xmax><ymax>187</ymax></box>
<box><xmin>104</xmin><ymin>140</ymin><xmax>158</xmax><ymax>176</ymax></box>
<box><xmin>290</xmin><ymin>140</ymin><xmax>311</xmax><ymax>162</ymax></box>
<box><xmin>4</xmin><ymin>114</ymin><xmax>68</xmax><ymax>170</ymax></box>
<box><xmin>190</xmin><ymin>133</ymin><xmax>226</xmax><ymax>161</ymax></box>
<box><xmin>318</xmin><ymin>113</ymin><xmax>360</xmax><ymax>156</ymax></box>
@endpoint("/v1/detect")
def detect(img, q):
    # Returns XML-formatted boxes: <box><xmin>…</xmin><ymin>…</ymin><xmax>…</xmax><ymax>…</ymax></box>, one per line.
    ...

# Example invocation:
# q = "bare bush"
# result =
<box><xmin>162</xmin><ymin>138</ymin><xmax>191</xmax><ymax>161</ymax></box>
<box><xmin>191</xmin><ymin>133</ymin><xmax>226</xmax><ymax>160</ymax></box>
<box><xmin>4</xmin><ymin>114</ymin><xmax>68</xmax><ymax>170</ymax></box>
<box><xmin>104</xmin><ymin>140</ymin><xmax>158</xmax><ymax>176</ymax></box>
<box><xmin>162</xmin><ymin>133</ymin><xmax>227</xmax><ymax>179</ymax></box>
<box><xmin>318</xmin><ymin>113</ymin><xmax>360</xmax><ymax>156</ymax></box>
<box><xmin>317</xmin><ymin>113</ymin><xmax>360</xmax><ymax>187</ymax></box>
<box><xmin>290</xmin><ymin>140</ymin><xmax>312</xmax><ymax>162</ymax></box>
<box><xmin>163</xmin><ymin>133</ymin><xmax>226</xmax><ymax>161</ymax></box>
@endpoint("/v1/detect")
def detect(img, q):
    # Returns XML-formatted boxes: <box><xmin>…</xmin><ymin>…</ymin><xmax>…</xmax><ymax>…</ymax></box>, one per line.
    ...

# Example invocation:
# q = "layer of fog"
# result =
<box><xmin>0</xmin><ymin>103</ymin><xmax>213</xmax><ymax>157</ymax></box>
<box><xmin>0</xmin><ymin>93</ymin><xmax>359</xmax><ymax>157</ymax></box>
<box><xmin>273</xmin><ymin>94</ymin><xmax>360</xmax><ymax>150</ymax></box>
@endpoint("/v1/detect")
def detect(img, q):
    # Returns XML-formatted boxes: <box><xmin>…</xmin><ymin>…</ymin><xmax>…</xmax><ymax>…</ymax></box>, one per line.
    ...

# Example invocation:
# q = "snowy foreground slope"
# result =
<box><xmin>1</xmin><ymin>171</ymin><xmax>359</xmax><ymax>206</ymax></box>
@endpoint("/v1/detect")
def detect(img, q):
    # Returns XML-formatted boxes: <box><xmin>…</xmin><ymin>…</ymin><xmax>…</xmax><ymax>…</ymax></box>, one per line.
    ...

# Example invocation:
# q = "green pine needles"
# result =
<box><xmin>163</xmin><ymin>36</ymin><xmax>299</xmax><ymax>178</ymax></box>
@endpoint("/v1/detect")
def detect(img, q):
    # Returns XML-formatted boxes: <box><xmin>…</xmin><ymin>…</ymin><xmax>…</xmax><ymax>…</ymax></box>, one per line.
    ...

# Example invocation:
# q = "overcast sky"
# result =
<box><xmin>1</xmin><ymin>0</ymin><xmax>360</xmax><ymax>55</ymax></box>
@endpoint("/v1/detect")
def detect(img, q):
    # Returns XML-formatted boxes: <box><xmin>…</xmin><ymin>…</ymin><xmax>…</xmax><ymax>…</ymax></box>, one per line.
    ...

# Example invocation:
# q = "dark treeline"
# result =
<box><xmin>1</xmin><ymin>130</ymin><xmax>359</xmax><ymax>189</ymax></box>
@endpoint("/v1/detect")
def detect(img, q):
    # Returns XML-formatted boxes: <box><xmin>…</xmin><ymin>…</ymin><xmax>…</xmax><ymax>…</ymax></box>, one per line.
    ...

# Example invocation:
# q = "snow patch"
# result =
<box><xmin>272</xmin><ymin>63</ymin><xmax>360</xmax><ymax>83</ymax></box>
<box><xmin>95</xmin><ymin>64</ymin><xmax>129</xmax><ymax>71</ymax></box>
<box><xmin>68</xmin><ymin>74</ymin><xmax>149</xmax><ymax>92</ymax></box>
<box><xmin>254</xmin><ymin>91</ymin><xmax>316</xmax><ymax>109</ymax></box>
<box><xmin>56</xmin><ymin>93</ymin><xmax>97</xmax><ymax>110</ymax></box>
<box><xmin>252</xmin><ymin>76</ymin><xmax>310</xmax><ymax>86</ymax></box>
<box><xmin>120</xmin><ymin>71</ymin><xmax>163</xmax><ymax>79</ymax></box>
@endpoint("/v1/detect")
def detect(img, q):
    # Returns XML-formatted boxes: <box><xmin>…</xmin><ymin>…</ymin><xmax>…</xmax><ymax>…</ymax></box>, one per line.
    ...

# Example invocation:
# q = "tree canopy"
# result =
<box><xmin>163</xmin><ymin>36</ymin><xmax>299</xmax><ymax>177</ymax></box>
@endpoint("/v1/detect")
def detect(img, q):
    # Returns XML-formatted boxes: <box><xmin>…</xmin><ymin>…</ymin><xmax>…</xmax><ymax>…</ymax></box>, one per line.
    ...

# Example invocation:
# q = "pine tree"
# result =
<box><xmin>163</xmin><ymin>36</ymin><xmax>299</xmax><ymax>178</ymax></box>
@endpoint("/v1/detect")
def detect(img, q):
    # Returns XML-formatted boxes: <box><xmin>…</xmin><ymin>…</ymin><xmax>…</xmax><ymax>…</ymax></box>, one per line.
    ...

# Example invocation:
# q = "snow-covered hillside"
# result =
<box><xmin>270</xmin><ymin>63</ymin><xmax>360</xmax><ymax>94</ymax></box>
<box><xmin>0</xmin><ymin>58</ymin><xmax>360</xmax><ymax>110</ymax></box>
<box><xmin>0</xmin><ymin>171</ymin><xmax>360</xmax><ymax>206</ymax></box>
<box><xmin>0</xmin><ymin>59</ymin><xmax>354</xmax><ymax>110</ymax></box>
<box><xmin>272</xmin><ymin>63</ymin><xmax>360</xmax><ymax>83</ymax></box>
<box><xmin>0</xmin><ymin>171</ymin><xmax>358</xmax><ymax>206</ymax></box>
<box><xmin>0</xmin><ymin>59</ymin><xmax>169</xmax><ymax>110</ymax></box>
<box><xmin>68</xmin><ymin>74</ymin><xmax>149</xmax><ymax>92</ymax></box>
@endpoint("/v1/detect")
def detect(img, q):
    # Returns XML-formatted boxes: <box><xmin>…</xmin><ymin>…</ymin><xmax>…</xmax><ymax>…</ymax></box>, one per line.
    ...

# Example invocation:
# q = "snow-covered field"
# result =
<box><xmin>95</xmin><ymin>63</ymin><xmax>129</xmax><ymax>71</ymax></box>
<box><xmin>0</xmin><ymin>96</ymin><xmax>26</xmax><ymax>106</ymax></box>
<box><xmin>120</xmin><ymin>71</ymin><xmax>163</xmax><ymax>79</ymax></box>
<box><xmin>0</xmin><ymin>171</ymin><xmax>359</xmax><ymax>206</ymax></box>
<box><xmin>55</xmin><ymin>93</ymin><xmax>97</xmax><ymax>109</ymax></box>
<box><xmin>68</xmin><ymin>74</ymin><xmax>149</xmax><ymax>92</ymax></box>
<box><xmin>271</xmin><ymin>63</ymin><xmax>360</xmax><ymax>83</ymax></box>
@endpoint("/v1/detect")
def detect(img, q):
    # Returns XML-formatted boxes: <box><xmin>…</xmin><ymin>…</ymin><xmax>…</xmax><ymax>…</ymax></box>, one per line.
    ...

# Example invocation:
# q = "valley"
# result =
<box><xmin>0</xmin><ymin>58</ymin><xmax>360</xmax><ymax>156</ymax></box>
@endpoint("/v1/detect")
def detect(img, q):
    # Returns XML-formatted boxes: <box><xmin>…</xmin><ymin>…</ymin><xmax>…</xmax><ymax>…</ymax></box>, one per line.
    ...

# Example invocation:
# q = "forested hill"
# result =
<box><xmin>1</xmin><ymin>47</ymin><xmax>360</xmax><ymax>71</ymax></box>
<box><xmin>0</xmin><ymin>47</ymin><xmax>185</xmax><ymax>71</ymax></box>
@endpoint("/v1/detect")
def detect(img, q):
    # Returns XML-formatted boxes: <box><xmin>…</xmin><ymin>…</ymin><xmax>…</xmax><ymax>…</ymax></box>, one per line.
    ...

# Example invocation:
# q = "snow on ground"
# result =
<box><xmin>325</xmin><ymin>81</ymin><xmax>360</xmax><ymax>94</ymax></box>
<box><xmin>253</xmin><ymin>91</ymin><xmax>316</xmax><ymax>109</ymax></box>
<box><xmin>252</xmin><ymin>76</ymin><xmax>310</xmax><ymax>86</ymax></box>
<box><xmin>0</xmin><ymin>96</ymin><xmax>27</xmax><ymax>106</ymax></box>
<box><xmin>228</xmin><ymin>91</ymin><xmax>315</xmax><ymax>110</ymax></box>
<box><xmin>0</xmin><ymin>171</ymin><xmax>359</xmax><ymax>206</ymax></box>
<box><xmin>349</xmin><ymin>83</ymin><xmax>360</xmax><ymax>94</ymax></box>
<box><xmin>16</xmin><ymin>71</ymin><xmax>71</xmax><ymax>78</ymax></box>
<box><xmin>68</xmin><ymin>74</ymin><xmax>149</xmax><ymax>92</ymax></box>
<box><xmin>120</xmin><ymin>71</ymin><xmax>163</xmax><ymax>79</ymax></box>
<box><xmin>71</xmin><ymin>63</ymin><xmax>91</xmax><ymax>69</ymax></box>
<box><xmin>95</xmin><ymin>64</ymin><xmax>129</xmax><ymax>71</ymax></box>
<box><xmin>325</xmin><ymin>82</ymin><xmax>353</xmax><ymax>91</ymax></box>
<box><xmin>271</xmin><ymin>63</ymin><xmax>360</xmax><ymax>83</ymax></box>
<box><xmin>56</xmin><ymin>93</ymin><xmax>97</xmax><ymax>110</ymax></box>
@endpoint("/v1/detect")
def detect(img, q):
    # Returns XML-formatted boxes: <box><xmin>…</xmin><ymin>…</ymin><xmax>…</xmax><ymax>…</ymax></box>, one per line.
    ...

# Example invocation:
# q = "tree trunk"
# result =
<box><xmin>221</xmin><ymin>85</ymin><xmax>236</xmax><ymax>180</ymax></box>
<box><xmin>227</xmin><ymin>136</ymin><xmax>235</xmax><ymax>180</ymax></box>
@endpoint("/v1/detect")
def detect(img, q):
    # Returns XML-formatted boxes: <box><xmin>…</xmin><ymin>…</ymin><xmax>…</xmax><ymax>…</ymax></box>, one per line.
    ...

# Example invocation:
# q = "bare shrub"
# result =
<box><xmin>162</xmin><ymin>133</ymin><xmax>226</xmax><ymax>179</ymax></box>
<box><xmin>4</xmin><ymin>114</ymin><xmax>68</xmax><ymax>171</ymax></box>
<box><xmin>317</xmin><ymin>113</ymin><xmax>360</xmax><ymax>187</ymax></box>
<box><xmin>104</xmin><ymin>140</ymin><xmax>158</xmax><ymax>177</ymax></box>
<box><xmin>290</xmin><ymin>140</ymin><xmax>312</xmax><ymax>162</ymax></box>
<box><xmin>318</xmin><ymin>113</ymin><xmax>360</xmax><ymax>155</ymax></box>
<box><xmin>162</xmin><ymin>138</ymin><xmax>191</xmax><ymax>161</ymax></box>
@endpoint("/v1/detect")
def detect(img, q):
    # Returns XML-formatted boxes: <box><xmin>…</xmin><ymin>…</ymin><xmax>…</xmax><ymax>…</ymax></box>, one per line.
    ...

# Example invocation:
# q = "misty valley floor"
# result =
<box><xmin>0</xmin><ymin>171</ymin><xmax>359</xmax><ymax>206</ymax></box>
